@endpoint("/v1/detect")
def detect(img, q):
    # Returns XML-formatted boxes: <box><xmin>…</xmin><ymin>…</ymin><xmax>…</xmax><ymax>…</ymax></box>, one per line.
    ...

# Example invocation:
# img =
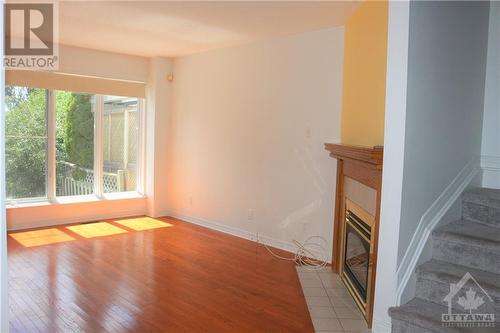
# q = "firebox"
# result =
<box><xmin>341</xmin><ymin>199</ymin><xmax>375</xmax><ymax>318</ymax></box>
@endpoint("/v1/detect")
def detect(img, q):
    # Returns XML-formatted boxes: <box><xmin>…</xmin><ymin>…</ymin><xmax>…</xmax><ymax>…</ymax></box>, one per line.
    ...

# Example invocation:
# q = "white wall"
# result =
<box><xmin>167</xmin><ymin>28</ymin><xmax>344</xmax><ymax>257</ymax></box>
<box><xmin>146</xmin><ymin>57</ymin><xmax>173</xmax><ymax>217</ymax></box>
<box><xmin>481</xmin><ymin>2</ymin><xmax>500</xmax><ymax>189</ymax></box>
<box><xmin>0</xmin><ymin>3</ymin><xmax>8</xmax><ymax>330</ymax></box>
<box><xmin>372</xmin><ymin>1</ymin><xmax>410</xmax><ymax>331</ymax></box>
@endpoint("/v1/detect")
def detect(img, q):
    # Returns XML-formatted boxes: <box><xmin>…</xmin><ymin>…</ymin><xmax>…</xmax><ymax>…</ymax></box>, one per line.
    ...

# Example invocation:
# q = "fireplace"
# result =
<box><xmin>324</xmin><ymin>144</ymin><xmax>383</xmax><ymax>327</ymax></box>
<box><xmin>342</xmin><ymin>200</ymin><xmax>374</xmax><ymax>314</ymax></box>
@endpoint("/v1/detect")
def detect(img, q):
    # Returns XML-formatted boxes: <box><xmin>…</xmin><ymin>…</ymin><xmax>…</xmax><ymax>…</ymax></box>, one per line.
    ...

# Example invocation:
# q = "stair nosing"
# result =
<box><xmin>432</xmin><ymin>220</ymin><xmax>500</xmax><ymax>250</ymax></box>
<box><xmin>461</xmin><ymin>217</ymin><xmax>500</xmax><ymax>230</ymax></box>
<box><xmin>462</xmin><ymin>188</ymin><xmax>500</xmax><ymax>209</ymax></box>
<box><xmin>416</xmin><ymin>260</ymin><xmax>500</xmax><ymax>291</ymax></box>
<box><xmin>462</xmin><ymin>197</ymin><xmax>500</xmax><ymax>207</ymax></box>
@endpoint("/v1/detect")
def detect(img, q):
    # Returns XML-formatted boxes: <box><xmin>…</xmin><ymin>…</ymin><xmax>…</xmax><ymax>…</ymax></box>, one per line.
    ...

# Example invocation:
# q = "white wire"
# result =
<box><xmin>257</xmin><ymin>233</ymin><xmax>329</xmax><ymax>271</ymax></box>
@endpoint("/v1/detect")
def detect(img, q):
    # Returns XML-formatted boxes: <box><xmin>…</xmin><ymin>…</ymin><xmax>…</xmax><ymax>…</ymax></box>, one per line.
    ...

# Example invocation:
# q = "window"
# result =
<box><xmin>103</xmin><ymin>95</ymin><xmax>139</xmax><ymax>193</ymax></box>
<box><xmin>5</xmin><ymin>86</ymin><xmax>48</xmax><ymax>200</ymax></box>
<box><xmin>4</xmin><ymin>85</ymin><xmax>144</xmax><ymax>202</ymax></box>
<box><xmin>56</xmin><ymin>91</ymin><xmax>96</xmax><ymax>197</ymax></box>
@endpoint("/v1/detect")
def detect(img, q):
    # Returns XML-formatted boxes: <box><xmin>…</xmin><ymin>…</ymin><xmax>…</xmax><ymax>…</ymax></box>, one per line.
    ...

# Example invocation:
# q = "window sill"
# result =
<box><xmin>6</xmin><ymin>192</ymin><xmax>145</xmax><ymax>209</ymax></box>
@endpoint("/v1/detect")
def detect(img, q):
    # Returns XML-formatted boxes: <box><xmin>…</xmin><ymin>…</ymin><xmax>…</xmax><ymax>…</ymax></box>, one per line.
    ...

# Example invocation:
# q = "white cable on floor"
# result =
<box><xmin>257</xmin><ymin>234</ymin><xmax>329</xmax><ymax>270</ymax></box>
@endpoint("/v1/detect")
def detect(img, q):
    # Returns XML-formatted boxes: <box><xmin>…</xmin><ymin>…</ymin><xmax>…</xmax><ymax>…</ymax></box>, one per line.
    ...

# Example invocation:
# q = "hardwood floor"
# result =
<box><xmin>8</xmin><ymin>217</ymin><xmax>314</xmax><ymax>333</ymax></box>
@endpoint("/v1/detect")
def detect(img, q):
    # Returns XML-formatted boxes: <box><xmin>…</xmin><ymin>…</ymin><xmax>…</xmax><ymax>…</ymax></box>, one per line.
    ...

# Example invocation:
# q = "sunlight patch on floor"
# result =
<box><xmin>114</xmin><ymin>217</ymin><xmax>173</xmax><ymax>231</ymax></box>
<box><xmin>9</xmin><ymin>228</ymin><xmax>75</xmax><ymax>247</ymax></box>
<box><xmin>66</xmin><ymin>222</ymin><xmax>128</xmax><ymax>238</ymax></box>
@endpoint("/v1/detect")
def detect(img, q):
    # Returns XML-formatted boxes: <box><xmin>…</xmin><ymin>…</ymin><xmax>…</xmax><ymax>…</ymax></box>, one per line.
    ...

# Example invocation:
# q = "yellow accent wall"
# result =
<box><xmin>341</xmin><ymin>0</ymin><xmax>388</xmax><ymax>147</ymax></box>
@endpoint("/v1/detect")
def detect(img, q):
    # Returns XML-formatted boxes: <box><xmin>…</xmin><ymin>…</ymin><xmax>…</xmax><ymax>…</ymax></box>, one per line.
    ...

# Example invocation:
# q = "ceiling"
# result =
<box><xmin>58</xmin><ymin>1</ymin><xmax>360</xmax><ymax>58</ymax></box>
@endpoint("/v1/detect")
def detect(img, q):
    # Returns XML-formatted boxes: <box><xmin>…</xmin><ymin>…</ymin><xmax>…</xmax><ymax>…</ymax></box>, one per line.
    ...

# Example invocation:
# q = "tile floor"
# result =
<box><xmin>296</xmin><ymin>266</ymin><xmax>371</xmax><ymax>333</ymax></box>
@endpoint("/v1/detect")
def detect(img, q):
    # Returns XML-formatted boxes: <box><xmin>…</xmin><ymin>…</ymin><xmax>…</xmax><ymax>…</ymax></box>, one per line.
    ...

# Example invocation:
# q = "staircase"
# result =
<box><xmin>389</xmin><ymin>188</ymin><xmax>500</xmax><ymax>333</ymax></box>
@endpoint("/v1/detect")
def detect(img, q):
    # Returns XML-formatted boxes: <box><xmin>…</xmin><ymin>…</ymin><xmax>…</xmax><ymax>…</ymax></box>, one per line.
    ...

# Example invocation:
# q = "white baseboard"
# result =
<box><xmin>481</xmin><ymin>155</ymin><xmax>500</xmax><ymax>188</ymax></box>
<box><xmin>481</xmin><ymin>154</ymin><xmax>500</xmax><ymax>170</ymax></box>
<box><xmin>168</xmin><ymin>212</ymin><xmax>297</xmax><ymax>254</ymax></box>
<box><xmin>372</xmin><ymin>319</ymin><xmax>392</xmax><ymax>333</ymax></box>
<box><xmin>395</xmin><ymin>157</ymin><xmax>480</xmax><ymax>304</ymax></box>
<box><xmin>154</xmin><ymin>209</ymin><xmax>171</xmax><ymax>218</ymax></box>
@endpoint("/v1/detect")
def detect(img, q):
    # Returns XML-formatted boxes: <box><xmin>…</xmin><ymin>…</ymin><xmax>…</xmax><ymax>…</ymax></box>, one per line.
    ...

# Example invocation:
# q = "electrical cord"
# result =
<box><xmin>257</xmin><ymin>234</ymin><xmax>328</xmax><ymax>270</ymax></box>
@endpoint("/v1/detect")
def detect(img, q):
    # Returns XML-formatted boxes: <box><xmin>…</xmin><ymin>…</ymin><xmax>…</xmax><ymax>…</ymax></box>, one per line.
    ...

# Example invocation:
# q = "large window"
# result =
<box><xmin>4</xmin><ymin>86</ymin><xmax>143</xmax><ymax>202</ymax></box>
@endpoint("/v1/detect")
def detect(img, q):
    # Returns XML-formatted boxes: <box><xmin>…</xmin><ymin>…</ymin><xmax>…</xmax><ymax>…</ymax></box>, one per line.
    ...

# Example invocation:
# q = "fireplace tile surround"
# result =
<box><xmin>296</xmin><ymin>266</ymin><xmax>370</xmax><ymax>333</ymax></box>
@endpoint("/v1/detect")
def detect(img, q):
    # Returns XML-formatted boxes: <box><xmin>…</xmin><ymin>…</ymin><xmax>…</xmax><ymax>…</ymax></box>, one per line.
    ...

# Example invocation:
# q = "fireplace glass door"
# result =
<box><xmin>344</xmin><ymin>210</ymin><xmax>371</xmax><ymax>302</ymax></box>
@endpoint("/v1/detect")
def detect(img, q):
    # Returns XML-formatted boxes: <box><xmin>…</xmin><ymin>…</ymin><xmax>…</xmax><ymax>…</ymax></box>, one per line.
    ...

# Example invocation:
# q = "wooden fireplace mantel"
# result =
<box><xmin>324</xmin><ymin>143</ymin><xmax>383</xmax><ymax>328</ymax></box>
<box><xmin>326</xmin><ymin>144</ymin><xmax>383</xmax><ymax>199</ymax></box>
<box><xmin>325</xmin><ymin>143</ymin><xmax>383</xmax><ymax>167</ymax></box>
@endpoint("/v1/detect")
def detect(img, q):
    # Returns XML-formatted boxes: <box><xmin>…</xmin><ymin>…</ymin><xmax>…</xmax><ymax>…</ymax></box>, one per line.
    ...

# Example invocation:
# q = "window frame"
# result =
<box><xmin>6</xmin><ymin>87</ymin><xmax>145</xmax><ymax>205</ymax></box>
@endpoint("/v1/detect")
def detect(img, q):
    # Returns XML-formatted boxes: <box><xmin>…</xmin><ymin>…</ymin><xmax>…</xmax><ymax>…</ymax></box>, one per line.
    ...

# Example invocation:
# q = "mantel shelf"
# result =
<box><xmin>324</xmin><ymin>143</ymin><xmax>383</xmax><ymax>166</ymax></box>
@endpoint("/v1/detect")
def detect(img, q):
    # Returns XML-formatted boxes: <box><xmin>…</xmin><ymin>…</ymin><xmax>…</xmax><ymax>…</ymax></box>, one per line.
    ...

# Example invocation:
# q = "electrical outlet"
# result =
<box><xmin>189</xmin><ymin>196</ymin><xmax>193</xmax><ymax>206</ymax></box>
<box><xmin>247</xmin><ymin>209</ymin><xmax>255</xmax><ymax>222</ymax></box>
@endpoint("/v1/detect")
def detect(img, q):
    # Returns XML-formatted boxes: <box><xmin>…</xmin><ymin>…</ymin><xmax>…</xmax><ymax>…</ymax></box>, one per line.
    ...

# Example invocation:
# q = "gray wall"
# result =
<box><xmin>481</xmin><ymin>1</ymin><xmax>500</xmax><ymax>189</ymax></box>
<box><xmin>398</xmin><ymin>1</ymin><xmax>490</xmax><ymax>263</ymax></box>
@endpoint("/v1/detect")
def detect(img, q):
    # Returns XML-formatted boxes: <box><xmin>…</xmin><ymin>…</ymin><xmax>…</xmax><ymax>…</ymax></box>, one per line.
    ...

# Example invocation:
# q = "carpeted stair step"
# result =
<box><xmin>392</xmin><ymin>318</ymin><xmax>442</xmax><ymax>333</ymax></box>
<box><xmin>389</xmin><ymin>298</ymin><xmax>484</xmax><ymax>333</ymax></box>
<box><xmin>415</xmin><ymin>259</ymin><xmax>500</xmax><ymax>312</ymax></box>
<box><xmin>462</xmin><ymin>188</ymin><xmax>500</xmax><ymax>229</ymax></box>
<box><xmin>432</xmin><ymin>220</ymin><xmax>500</xmax><ymax>274</ymax></box>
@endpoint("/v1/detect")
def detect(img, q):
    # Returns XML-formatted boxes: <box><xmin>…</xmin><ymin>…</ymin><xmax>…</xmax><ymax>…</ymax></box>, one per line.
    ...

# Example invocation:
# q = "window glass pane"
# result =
<box><xmin>55</xmin><ymin>91</ymin><xmax>95</xmax><ymax>197</ymax></box>
<box><xmin>103</xmin><ymin>95</ymin><xmax>139</xmax><ymax>193</ymax></box>
<box><xmin>5</xmin><ymin>86</ymin><xmax>47</xmax><ymax>199</ymax></box>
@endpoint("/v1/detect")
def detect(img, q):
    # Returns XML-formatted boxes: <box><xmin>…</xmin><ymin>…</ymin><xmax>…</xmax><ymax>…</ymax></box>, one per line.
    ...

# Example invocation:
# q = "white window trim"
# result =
<box><xmin>136</xmin><ymin>98</ymin><xmax>146</xmax><ymax>195</ymax></box>
<box><xmin>47</xmin><ymin>90</ymin><xmax>56</xmax><ymax>202</ymax></box>
<box><xmin>6</xmin><ymin>87</ymin><xmax>146</xmax><ymax>207</ymax></box>
<box><xmin>94</xmin><ymin>94</ymin><xmax>104</xmax><ymax>198</ymax></box>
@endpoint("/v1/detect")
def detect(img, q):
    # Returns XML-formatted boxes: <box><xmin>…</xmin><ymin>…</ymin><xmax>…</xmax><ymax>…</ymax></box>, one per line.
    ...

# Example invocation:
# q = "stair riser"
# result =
<box><xmin>392</xmin><ymin>319</ymin><xmax>440</xmax><ymax>333</ymax></box>
<box><xmin>462</xmin><ymin>201</ymin><xmax>500</xmax><ymax>229</ymax></box>
<box><xmin>432</xmin><ymin>238</ymin><xmax>500</xmax><ymax>274</ymax></box>
<box><xmin>415</xmin><ymin>278</ymin><xmax>456</xmax><ymax>310</ymax></box>
<box><xmin>415</xmin><ymin>277</ymin><xmax>500</xmax><ymax>313</ymax></box>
